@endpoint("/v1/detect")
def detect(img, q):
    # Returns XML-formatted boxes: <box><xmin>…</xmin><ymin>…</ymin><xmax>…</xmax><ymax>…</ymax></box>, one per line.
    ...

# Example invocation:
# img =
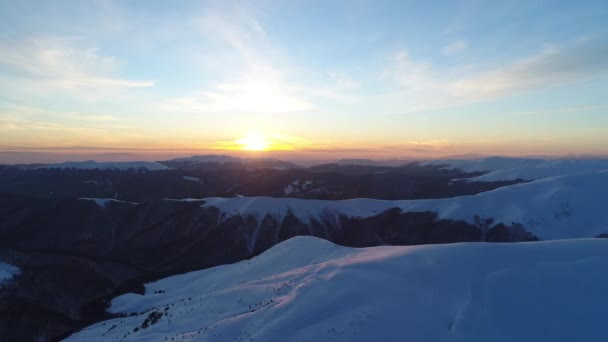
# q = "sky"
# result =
<box><xmin>1</xmin><ymin>0</ymin><xmax>607</xmax><ymax>162</ymax></box>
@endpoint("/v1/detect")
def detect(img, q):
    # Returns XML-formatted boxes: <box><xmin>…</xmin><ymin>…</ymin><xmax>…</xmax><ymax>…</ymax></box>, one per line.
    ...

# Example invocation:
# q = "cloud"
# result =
<box><xmin>383</xmin><ymin>38</ymin><xmax>608</xmax><ymax>113</ymax></box>
<box><xmin>161</xmin><ymin>7</ymin><xmax>312</xmax><ymax>114</ymax></box>
<box><xmin>510</xmin><ymin>104</ymin><xmax>608</xmax><ymax>116</ymax></box>
<box><xmin>386</xmin><ymin>50</ymin><xmax>434</xmax><ymax>88</ymax></box>
<box><xmin>70</xmin><ymin>114</ymin><xmax>121</xmax><ymax>121</ymax></box>
<box><xmin>447</xmin><ymin>41</ymin><xmax>608</xmax><ymax>99</ymax></box>
<box><xmin>443</xmin><ymin>23</ymin><xmax>462</xmax><ymax>35</ymax></box>
<box><xmin>162</xmin><ymin>5</ymin><xmax>358</xmax><ymax>114</ymax></box>
<box><xmin>0</xmin><ymin>104</ymin><xmax>130</xmax><ymax>135</ymax></box>
<box><xmin>0</xmin><ymin>38</ymin><xmax>154</xmax><ymax>91</ymax></box>
<box><xmin>442</xmin><ymin>40</ymin><xmax>469</xmax><ymax>55</ymax></box>
<box><xmin>383</xmin><ymin>140</ymin><xmax>451</xmax><ymax>152</ymax></box>
<box><xmin>0</xmin><ymin>118</ymin><xmax>63</xmax><ymax>130</ymax></box>
<box><xmin>161</xmin><ymin>59</ymin><xmax>314</xmax><ymax>113</ymax></box>
<box><xmin>326</xmin><ymin>71</ymin><xmax>360</xmax><ymax>89</ymax></box>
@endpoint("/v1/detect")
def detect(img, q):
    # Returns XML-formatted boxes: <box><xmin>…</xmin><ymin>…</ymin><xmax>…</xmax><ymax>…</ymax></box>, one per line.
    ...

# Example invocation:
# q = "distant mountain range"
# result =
<box><xmin>1</xmin><ymin>155</ymin><xmax>608</xmax><ymax>340</ymax></box>
<box><xmin>159</xmin><ymin>155</ymin><xmax>301</xmax><ymax>170</ymax></box>
<box><xmin>39</xmin><ymin>160</ymin><xmax>169</xmax><ymax>171</ymax></box>
<box><xmin>335</xmin><ymin>158</ymin><xmax>413</xmax><ymax>167</ymax></box>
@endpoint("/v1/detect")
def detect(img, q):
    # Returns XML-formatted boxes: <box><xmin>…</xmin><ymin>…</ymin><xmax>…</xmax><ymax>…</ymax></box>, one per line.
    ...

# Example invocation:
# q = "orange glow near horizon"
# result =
<box><xmin>211</xmin><ymin>132</ymin><xmax>308</xmax><ymax>152</ymax></box>
<box><xmin>235</xmin><ymin>132</ymin><xmax>270</xmax><ymax>151</ymax></box>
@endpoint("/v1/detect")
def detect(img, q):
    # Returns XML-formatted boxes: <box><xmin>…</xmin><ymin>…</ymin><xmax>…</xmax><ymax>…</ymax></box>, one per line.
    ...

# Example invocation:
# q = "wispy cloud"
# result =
<box><xmin>383</xmin><ymin>38</ymin><xmax>608</xmax><ymax>113</ymax></box>
<box><xmin>0</xmin><ymin>118</ymin><xmax>64</xmax><ymax>130</ymax></box>
<box><xmin>70</xmin><ymin>114</ymin><xmax>121</xmax><ymax>121</ymax></box>
<box><xmin>326</xmin><ymin>71</ymin><xmax>360</xmax><ymax>90</ymax></box>
<box><xmin>386</xmin><ymin>50</ymin><xmax>434</xmax><ymax>88</ymax></box>
<box><xmin>162</xmin><ymin>66</ymin><xmax>313</xmax><ymax>113</ymax></box>
<box><xmin>0</xmin><ymin>104</ymin><xmax>130</xmax><ymax>136</ymax></box>
<box><xmin>443</xmin><ymin>23</ymin><xmax>462</xmax><ymax>35</ymax></box>
<box><xmin>447</xmin><ymin>40</ymin><xmax>608</xmax><ymax>99</ymax></box>
<box><xmin>161</xmin><ymin>6</ymin><xmax>312</xmax><ymax>114</ymax></box>
<box><xmin>510</xmin><ymin>104</ymin><xmax>608</xmax><ymax>116</ymax></box>
<box><xmin>162</xmin><ymin>4</ymin><xmax>360</xmax><ymax>114</ymax></box>
<box><xmin>442</xmin><ymin>40</ymin><xmax>469</xmax><ymax>55</ymax></box>
<box><xmin>0</xmin><ymin>38</ymin><xmax>154</xmax><ymax>90</ymax></box>
<box><xmin>298</xmin><ymin>139</ymin><xmax>453</xmax><ymax>155</ymax></box>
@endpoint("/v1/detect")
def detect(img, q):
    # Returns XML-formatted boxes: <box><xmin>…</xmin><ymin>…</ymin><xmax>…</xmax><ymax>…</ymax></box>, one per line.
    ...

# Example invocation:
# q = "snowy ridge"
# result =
<box><xmin>202</xmin><ymin>170</ymin><xmax>608</xmax><ymax>240</ymax></box>
<box><xmin>422</xmin><ymin>157</ymin><xmax>608</xmax><ymax>181</ymax></box>
<box><xmin>163</xmin><ymin>198</ymin><xmax>206</xmax><ymax>203</ymax></box>
<box><xmin>79</xmin><ymin>198</ymin><xmax>139</xmax><ymax>207</ymax></box>
<box><xmin>0</xmin><ymin>262</ymin><xmax>19</xmax><ymax>287</ymax></box>
<box><xmin>466</xmin><ymin>159</ymin><xmax>608</xmax><ymax>182</ymax></box>
<box><xmin>40</xmin><ymin>160</ymin><xmax>169</xmax><ymax>171</ymax></box>
<box><xmin>65</xmin><ymin>236</ymin><xmax>608</xmax><ymax>342</ymax></box>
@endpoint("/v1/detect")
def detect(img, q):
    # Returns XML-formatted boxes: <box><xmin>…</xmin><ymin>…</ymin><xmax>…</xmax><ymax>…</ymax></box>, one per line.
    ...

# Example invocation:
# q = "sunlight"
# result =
<box><xmin>236</xmin><ymin>132</ymin><xmax>270</xmax><ymax>151</ymax></box>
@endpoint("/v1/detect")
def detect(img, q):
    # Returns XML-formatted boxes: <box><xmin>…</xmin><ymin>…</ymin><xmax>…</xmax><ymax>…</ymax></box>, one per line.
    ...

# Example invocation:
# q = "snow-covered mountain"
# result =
<box><xmin>202</xmin><ymin>170</ymin><xmax>608</xmax><ymax>240</ymax></box>
<box><xmin>65</xmin><ymin>236</ymin><xmax>608</xmax><ymax>342</ymax></box>
<box><xmin>422</xmin><ymin>156</ymin><xmax>608</xmax><ymax>181</ymax></box>
<box><xmin>40</xmin><ymin>160</ymin><xmax>169</xmax><ymax>171</ymax></box>
<box><xmin>5</xmin><ymin>156</ymin><xmax>608</xmax><ymax>341</ymax></box>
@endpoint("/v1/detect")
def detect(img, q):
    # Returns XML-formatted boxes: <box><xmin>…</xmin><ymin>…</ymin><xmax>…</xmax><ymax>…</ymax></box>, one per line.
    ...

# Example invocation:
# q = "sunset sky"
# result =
<box><xmin>1</xmin><ymin>0</ymin><xmax>607</xmax><ymax>162</ymax></box>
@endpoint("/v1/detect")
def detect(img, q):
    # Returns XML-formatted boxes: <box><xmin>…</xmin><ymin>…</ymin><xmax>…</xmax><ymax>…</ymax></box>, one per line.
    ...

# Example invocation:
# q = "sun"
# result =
<box><xmin>236</xmin><ymin>132</ymin><xmax>270</xmax><ymax>151</ymax></box>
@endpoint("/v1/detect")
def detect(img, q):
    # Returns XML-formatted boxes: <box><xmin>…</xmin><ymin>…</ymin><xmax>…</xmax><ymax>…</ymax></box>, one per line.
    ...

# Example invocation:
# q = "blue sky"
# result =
<box><xmin>0</xmin><ymin>0</ymin><xmax>607</xmax><ymax>160</ymax></box>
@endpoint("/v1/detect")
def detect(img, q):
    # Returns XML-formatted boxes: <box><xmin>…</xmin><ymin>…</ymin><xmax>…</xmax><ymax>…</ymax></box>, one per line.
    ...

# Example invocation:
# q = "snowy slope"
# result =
<box><xmin>202</xmin><ymin>170</ymin><xmax>608</xmax><ymax>240</ymax></box>
<box><xmin>422</xmin><ymin>157</ymin><xmax>608</xmax><ymax>181</ymax></box>
<box><xmin>0</xmin><ymin>262</ymin><xmax>19</xmax><ymax>287</ymax></box>
<box><xmin>65</xmin><ymin>236</ymin><xmax>608</xmax><ymax>342</ymax></box>
<box><xmin>466</xmin><ymin>159</ymin><xmax>608</xmax><ymax>182</ymax></box>
<box><xmin>40</xmin><ymin>160</ymin><xmax>169</xmax><ymax>171</ymax></box>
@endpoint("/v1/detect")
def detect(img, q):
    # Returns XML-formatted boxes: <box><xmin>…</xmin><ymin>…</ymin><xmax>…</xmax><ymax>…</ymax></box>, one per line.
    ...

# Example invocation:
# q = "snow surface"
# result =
<box><xmin>422</xmin><ymin>157</ymin><xmax>608</xmax><ymax>181</ymax></box>
<box><xmin>283</xmin><ymin>180</ymin><xmax>316</xmax><ymax>195</ymax></box>
<box><xmin>65</xmin><ymin>236</ymin><xmax>608</xmax><ymax>342</ymax></box>
<box><xmin>182</xmin><ymin>176</ymin><xmax>201</xmax><ymax>183</ymax></box>
<box><xmin>163</xmin><ymin>198</ymin><xmax>206</xmax><ymax>203</ymax></box>
<box><xmin>202</xmin><ymin>170</ymin><xmax>608</xmax><ymax>240</ymax></box>
<box><xmin>283</xmin><ymin>184</ymin><xmax>294</xmax><ymax>195</ymax></box>
<box><xmin>0</xmin><ymin>262</ymin><xmax>19</xmax><ymax>287</ymax></box>
<box><xmin>79</xmin><ymin>198</ymin><xmax>138</xmax><ymax>207</ymax></box>
<box><xmin>40</xmin><ymin>160</ymin><xmax>169</xmax><ymax>171</ymax></box>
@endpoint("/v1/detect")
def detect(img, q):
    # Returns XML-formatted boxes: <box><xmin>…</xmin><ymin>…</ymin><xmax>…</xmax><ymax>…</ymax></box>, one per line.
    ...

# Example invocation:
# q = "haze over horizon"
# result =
<box><xmin>1</xmin><ymin>0</ymin><xmax>608</xmax><ymax>163</ymax></box>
